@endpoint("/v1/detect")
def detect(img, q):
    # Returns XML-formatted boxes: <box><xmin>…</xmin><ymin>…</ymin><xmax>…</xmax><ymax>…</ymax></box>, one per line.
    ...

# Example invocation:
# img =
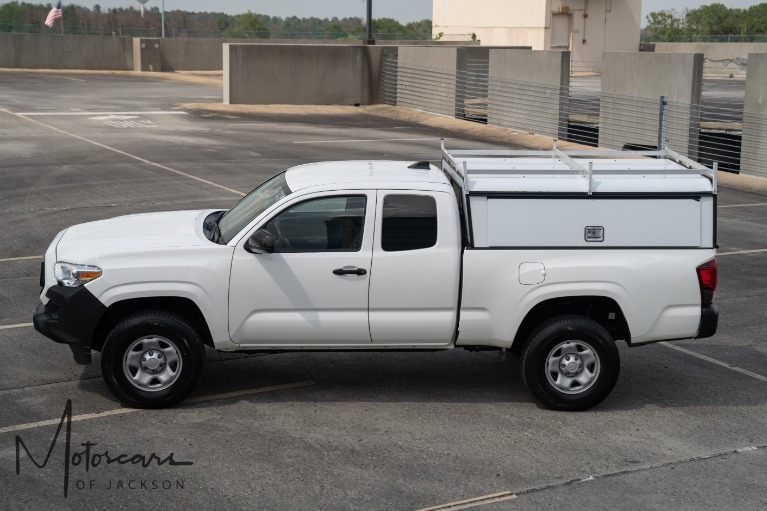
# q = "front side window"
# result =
<box><xmin>263</xmin><ymin>196</ymin><xmax>366</xmax><ymax>253</ymax></box>
<box><xmin>218</xmin><ymin>172</ymin><xmax>292</xmax><ymax>244</ymax></box>
<box><xmin>381</xmin><ymin>194</ymin><xmax>437</xmax><ymax>251</ymax></box>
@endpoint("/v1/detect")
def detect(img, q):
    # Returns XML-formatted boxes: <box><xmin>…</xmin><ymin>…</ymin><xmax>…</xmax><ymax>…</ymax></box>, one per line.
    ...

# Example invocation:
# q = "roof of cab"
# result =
<box><xmin>285</xmin><ymin>161</ymin><xmax>451</xmax><ymax>193</ymax></box>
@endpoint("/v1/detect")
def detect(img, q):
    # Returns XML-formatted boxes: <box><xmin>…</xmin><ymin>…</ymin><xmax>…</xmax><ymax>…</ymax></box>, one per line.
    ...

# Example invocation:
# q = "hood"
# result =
<box><xmin>56</xmin><ymin>210</ymin><xmax>211</xmax><ymax>263</ymax></box>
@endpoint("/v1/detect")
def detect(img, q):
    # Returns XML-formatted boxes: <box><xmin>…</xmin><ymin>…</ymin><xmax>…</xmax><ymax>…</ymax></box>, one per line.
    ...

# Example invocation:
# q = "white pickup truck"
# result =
<box><xmin>34</xmin><ymin>142</ymin><xmax>719</xmax><ymax>410</ymax></box>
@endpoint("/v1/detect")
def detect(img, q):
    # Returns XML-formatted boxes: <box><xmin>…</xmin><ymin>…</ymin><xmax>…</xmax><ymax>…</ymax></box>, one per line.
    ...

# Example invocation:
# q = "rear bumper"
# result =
<box><xmin>695</xmin><ymin>304</ymin><xmax>719</xmax><ymax>339</ymax></box>
<box><xmin>33</xmin><ymin>285</ymin><xmax>106</xmax><ymax>365</ymax></box>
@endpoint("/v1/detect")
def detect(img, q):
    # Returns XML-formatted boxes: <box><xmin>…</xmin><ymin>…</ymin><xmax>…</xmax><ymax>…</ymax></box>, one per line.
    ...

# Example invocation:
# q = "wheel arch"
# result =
<box><xmin>511</xmin><ymin>296</ymin><xmax>630</xmax><ymax>353</ymax></box>
<box><xmin>92</xmin><ymin>296</ymin><xmax>214</xmax><ymax>351</ymax></box>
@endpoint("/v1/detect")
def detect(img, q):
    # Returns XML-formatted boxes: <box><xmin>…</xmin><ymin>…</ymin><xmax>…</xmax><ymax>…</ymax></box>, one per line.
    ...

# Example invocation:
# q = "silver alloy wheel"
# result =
<box><xmin>123</xmin><ymin>335</ymin><xmax>183</xmax><ymax>392</ymax></box>
<box><xmin>545</xmin><ymin>340</ymin><xmax>600</xmax><ymax>394</ymax></box>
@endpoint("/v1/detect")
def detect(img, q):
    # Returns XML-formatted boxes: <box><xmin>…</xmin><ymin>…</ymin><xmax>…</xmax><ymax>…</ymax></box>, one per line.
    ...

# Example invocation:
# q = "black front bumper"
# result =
<box><xmin>33</xmin><ymin>285</ymin><xmax>107</xmax><ymax>365</ymax></box>
<box><xmin>695</xmin><ymin>304</ymin><xmax>719</xmax><ymax>339</ymax></box>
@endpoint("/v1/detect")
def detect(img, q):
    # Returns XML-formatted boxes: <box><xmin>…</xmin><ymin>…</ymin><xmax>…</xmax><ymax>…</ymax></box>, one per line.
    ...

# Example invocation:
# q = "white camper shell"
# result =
<box><xmin>441</xmin><ymin>141</ymin><xmax>717</xmax><ymax>250</ymax></box>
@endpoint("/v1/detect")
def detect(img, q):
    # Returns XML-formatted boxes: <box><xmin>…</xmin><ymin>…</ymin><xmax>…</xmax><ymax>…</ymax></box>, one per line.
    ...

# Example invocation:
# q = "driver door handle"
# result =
<box><xmin>333</xmin><ymin>266</ymin><xmax>367</xmax><ymax>276</ymax></box>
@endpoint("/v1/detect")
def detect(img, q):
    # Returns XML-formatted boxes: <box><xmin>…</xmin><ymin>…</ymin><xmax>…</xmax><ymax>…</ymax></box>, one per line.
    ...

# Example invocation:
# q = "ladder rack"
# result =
<box><xmin>440</xmin><ymin>139</ymin><xmax>718</xmax><ymax>196</ymax></box>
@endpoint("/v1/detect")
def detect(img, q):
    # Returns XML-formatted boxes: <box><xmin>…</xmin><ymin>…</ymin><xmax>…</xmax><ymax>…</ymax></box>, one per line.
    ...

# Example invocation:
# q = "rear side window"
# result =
<box><xmin>381</xmin><ymin>195</ymin><xmax>437</xmax><ymax>251</ymax></box>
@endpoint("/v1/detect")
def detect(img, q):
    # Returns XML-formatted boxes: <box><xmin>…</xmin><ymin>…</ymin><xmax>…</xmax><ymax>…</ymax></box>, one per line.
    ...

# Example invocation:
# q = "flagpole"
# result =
<box><xmin>60</xmin><ymin>13</ymin><xmax>63</xmax><ymax>35</ymax></box>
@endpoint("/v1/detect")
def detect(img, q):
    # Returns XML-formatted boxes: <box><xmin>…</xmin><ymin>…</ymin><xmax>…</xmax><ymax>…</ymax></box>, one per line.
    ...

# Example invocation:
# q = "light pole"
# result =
<box><xmin>365</xmin><ymin>0</ymin><xmax>373</xmax><ymax>45</ymax></box>
<box><xmin>161</xmin><ymin>0</ymin><xmax>165</xmax><ymax>38</ymax></box>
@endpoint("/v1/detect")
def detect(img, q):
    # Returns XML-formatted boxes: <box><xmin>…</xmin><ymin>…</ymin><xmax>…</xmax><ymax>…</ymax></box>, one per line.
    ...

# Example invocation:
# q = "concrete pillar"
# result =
<box><xmin>741</xmin><ymin>53</ymin><xmax>767</xmax><ymax>178</ymax></box>
<box><xmin>487</xmin><ymin>49</ymin><xmax>570</xmax><ymax>140</ymax></box>
<box><xmin>396</xmin><ymin>47</ymin><xmax>459</xmax><ymax>117</ymax></box>
<box><xmin>599</xmin><ymin>52</ymin><xmax>703</xmax><ymax>158</ymax></box>
<box><xmin>133</xmin><ymin>38</ymin><xmax>161</xmax><ymax>72</ymax></box>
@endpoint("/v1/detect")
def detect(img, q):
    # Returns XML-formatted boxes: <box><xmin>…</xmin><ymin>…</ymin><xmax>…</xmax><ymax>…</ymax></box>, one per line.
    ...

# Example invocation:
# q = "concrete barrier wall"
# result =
<box><xmin>454</xmin><ymin>46</ymin><xmax>530</xmax><ymax>120</ymax></box>
<box><xmin>487</xmin><ymin>49</ymin><xmax>570</xmax><ymax>139</ymax></box>
<box><xmin>396</xmin><ymin>47</ymin><xmax>459</xmax><ymax>117</ymax></box>
<box><xmin>224</xmin><ymin>44</ymin><xmax>397</xmax><ymax>105</ymax></box>
<box><xmin>599</xmin><ymin>52</ymin><xmax>703</xmax><ymax>157</ymax></box>
<box><xmin>0</xmin><ymin>33</ymin><xmax>474</xmax><ymax>72</ymax></box>
<box><xmin>0</xmin><ymin>33</ymin><xmax>133</xmax><ymax>70</ymax></box>
<box><xmin>741</xmin><ymin>53</ymin><xmax>767</xmax><ymax>178</ymax></box>
<box><xmin>654</xmin><ymin>42</ymin><xmax>765</xmax><ymax>74</ymax></box>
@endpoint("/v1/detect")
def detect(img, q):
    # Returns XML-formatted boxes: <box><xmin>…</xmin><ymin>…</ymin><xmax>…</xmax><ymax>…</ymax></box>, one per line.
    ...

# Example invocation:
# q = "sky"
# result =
<box><xmin>14</xmin><ymin>1</ymin><xmax>765</xmax><ymax>24</ymax></box>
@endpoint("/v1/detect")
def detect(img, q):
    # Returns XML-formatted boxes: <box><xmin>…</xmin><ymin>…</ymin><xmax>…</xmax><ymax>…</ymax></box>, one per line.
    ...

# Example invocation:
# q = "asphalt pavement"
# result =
<box><xmin>0</xmin><ymin>71</ymin><xmax>765</xmax><ymax>511</ymax></box>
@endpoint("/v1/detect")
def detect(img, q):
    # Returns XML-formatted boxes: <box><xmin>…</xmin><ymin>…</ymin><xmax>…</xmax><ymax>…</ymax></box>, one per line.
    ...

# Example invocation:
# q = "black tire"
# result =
<box><xmin>101</xmin><ymin>311</ymin><xmax>205</xmax><ymax>409</ymax></box>
<box><xmin>521</xmin><ymin>315</ymin><xmax>619</xmax><ymax>411</ymax></box>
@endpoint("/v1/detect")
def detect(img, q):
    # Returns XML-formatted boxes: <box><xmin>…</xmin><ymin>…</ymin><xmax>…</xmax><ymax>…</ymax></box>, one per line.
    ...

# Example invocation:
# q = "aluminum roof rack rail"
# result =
<box><xmin>440</xmin><ymin>139</ymin><xmax>718</xmax><ymax>196</ymax></box>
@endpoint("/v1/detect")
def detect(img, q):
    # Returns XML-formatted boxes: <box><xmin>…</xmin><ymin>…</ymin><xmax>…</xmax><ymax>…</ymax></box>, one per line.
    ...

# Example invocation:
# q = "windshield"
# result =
<box><xmin>218</xmin><ymin>172</ymin><xmax>292</xmax><ymax>244</ymax></box>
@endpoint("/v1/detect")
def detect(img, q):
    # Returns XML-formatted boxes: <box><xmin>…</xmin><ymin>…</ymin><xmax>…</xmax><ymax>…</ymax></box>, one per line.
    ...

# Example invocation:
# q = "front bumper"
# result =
<box><xmin>33</xmin><ymin>285</ymin><xmax>106</xmax><ymax>365</ymax></box>
<box><xmin>695</xmin><ymin>304</ymin><xmax>719</xmax><ymax>339</ymax></box>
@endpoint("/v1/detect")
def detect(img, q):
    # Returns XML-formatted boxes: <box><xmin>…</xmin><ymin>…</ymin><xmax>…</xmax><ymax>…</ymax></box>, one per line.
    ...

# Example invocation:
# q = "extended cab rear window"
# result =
<box><xmin>381</xmin><ymin>194</ymin><xmax>437</xmax><ymax>251</ymax></box>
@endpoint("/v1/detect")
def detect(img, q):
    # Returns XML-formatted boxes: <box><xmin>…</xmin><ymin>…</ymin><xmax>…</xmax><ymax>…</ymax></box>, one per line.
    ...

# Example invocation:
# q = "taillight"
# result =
<box><xmin>696</xmin><ymin>259</ymin><xmax>717</xmax><ymax>307</ymax></box>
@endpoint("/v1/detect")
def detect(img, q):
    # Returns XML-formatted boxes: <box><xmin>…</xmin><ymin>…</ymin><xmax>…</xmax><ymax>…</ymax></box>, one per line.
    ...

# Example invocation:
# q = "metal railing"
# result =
<box><xmin>642</xmin><ymin>34</ymin><xmax>767</xmax><ymax>43</ymax></box>
<box><xmin>382</xmin><ymin>56</ymin><xmax>767</xmax><ymax>176</ymax></box>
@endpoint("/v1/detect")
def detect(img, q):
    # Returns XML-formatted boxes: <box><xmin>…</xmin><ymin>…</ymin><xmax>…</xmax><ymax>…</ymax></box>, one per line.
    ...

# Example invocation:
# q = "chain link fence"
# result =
<box><xmin>0</xmin><ymin>24</ymin><xmax>440</xmax><ymax>40</ymax></box>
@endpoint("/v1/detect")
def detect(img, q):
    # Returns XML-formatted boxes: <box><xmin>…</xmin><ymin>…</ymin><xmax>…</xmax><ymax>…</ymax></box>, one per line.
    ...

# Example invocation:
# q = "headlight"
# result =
<box><xmin>54</xmin><ymin>262</ymin><xmax>102</xmax><ymax>287</ymax></box>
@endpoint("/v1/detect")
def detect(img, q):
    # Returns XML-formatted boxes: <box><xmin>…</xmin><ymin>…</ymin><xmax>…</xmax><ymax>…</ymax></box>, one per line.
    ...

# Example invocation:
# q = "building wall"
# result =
<box><xmin>547</xmin><ymin>0</ymin><xmax>641</xmax><ymax>71</ymax></box>
<box><xmin>433</xmin><ymin>0</ymin><xmax>548</xmax><ymax>46</ymax></box>
<box><xmin>432</xmin><ymin>0</ymin><xmax>641</xmax><ymax>70</ymax></box>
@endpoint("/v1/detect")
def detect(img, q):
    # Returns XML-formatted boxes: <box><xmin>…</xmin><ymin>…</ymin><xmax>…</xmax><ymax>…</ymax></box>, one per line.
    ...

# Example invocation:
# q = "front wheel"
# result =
<box><xmin>101</xmin><ymin>311</ymin><xmax>205</xmax><ymax>408</ymax></box>
<box><xmin>521</xmin><ymin>315</ymin><xmax>619</xmax><ymax>411</ymax></box>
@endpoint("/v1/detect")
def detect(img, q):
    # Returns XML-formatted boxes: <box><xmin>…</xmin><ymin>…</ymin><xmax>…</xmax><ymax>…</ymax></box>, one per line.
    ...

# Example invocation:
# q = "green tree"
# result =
<box><xmin>227</xmin><ymin>11</ymin><xmax>269</xmax><ymax>38</ymax></box>
<box><xmin>0</xmin><ymin>2</ymin><xmax>23</xmax><ymax>27</ymax></box>
<box><xmin>685</xmin><ymin>3</ymin><xmax>737</xmax><ymax>35</ymax></box>
<box><xmin>645</xmin><ymin>10</ymin><xmax>683</xmax><ymax>39</ymax></box>
<box><xmin>373</xmin><ymin>17</ymin><xmax>405</xmax><ymax>34</ymax></box>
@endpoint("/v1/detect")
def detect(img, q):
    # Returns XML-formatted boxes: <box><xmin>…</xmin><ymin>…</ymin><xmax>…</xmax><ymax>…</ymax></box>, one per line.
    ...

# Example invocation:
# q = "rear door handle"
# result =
<box><xmin>333</xmin><ymin>266</ymin><xmax>367</xmax><ymax>276</ymax></box>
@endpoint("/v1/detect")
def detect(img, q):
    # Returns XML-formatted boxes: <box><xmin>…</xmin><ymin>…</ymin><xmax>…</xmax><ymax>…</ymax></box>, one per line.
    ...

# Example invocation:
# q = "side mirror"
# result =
<box><xmin>245</xmin><ymin>229</ymin><xmax>275</xmax><ymax>254</ymax></box>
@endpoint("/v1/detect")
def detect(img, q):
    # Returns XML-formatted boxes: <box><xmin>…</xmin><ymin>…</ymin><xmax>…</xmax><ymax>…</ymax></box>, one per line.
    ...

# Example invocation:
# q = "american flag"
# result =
<box><xmin>44</xmin><ymin>1</ymin><xmax>62</xmax><ymax>28</ymax></box>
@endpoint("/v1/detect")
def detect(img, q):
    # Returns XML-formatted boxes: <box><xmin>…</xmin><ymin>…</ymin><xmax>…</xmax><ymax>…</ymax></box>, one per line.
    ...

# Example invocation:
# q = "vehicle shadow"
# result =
<box><xmin>76</xmin><ymin>342</ymin><xmax>767</xmax><ymax>411</ymax></box>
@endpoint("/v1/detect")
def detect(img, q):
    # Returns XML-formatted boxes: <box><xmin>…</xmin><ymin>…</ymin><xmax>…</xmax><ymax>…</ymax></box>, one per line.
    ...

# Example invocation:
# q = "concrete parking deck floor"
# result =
<box><xmin>0</xmin><ymin>71</ymin><xmax>765</xmax><ymax>511</ymax></box>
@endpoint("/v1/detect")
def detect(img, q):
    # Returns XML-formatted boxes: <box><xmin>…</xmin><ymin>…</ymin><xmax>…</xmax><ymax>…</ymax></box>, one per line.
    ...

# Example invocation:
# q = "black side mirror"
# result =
<box><xmin>245</xmin><ymin>229</ymin><xmax>275</xmax><ymax>254</ymax></box>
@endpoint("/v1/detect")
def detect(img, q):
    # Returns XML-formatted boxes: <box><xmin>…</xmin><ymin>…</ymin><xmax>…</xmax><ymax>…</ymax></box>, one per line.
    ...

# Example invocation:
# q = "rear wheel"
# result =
<box><xmin>101</xmin><ymin>311</ymin><xmax>205</xmax><ymax>408</ymax></box>
<box><xmin>521</xmin><ymin>315</ymin><xmax>619</xmax><ymax>411</ymax></box>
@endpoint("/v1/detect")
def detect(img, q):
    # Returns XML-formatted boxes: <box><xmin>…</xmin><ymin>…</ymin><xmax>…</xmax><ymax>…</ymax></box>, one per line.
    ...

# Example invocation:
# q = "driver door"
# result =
<box><xmin>228</xmin><ymin>192</ymin><xmax>376</xmax><ymax>346</ymax></box>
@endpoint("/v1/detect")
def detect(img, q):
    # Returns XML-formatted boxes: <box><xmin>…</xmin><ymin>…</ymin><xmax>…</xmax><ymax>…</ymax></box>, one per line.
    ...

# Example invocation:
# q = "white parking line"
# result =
<box><xmin>16</xmin><ymin>111</ymin><xmax>188</xmax><ymax>116</ymax></box>
<box><xmin>717</xmin><ymin>248</ymin><xmax>767</xmax><ymax>256</ymax></box>
<box><xmin>0</xmin><ymin>255</ymin><xmax>41</xmax><ymax>262</ymax></box>
<box><xmin>0</xmin><ymin>323</ymin><xmax>33</xmax><ymax>330</ymax></box>
<box><xmin>1</xmin><ymin>109</ymin><xmax>244</xmax><ymax>197</ymax></box>
<box><xmin>48</xmin><ymin>76</ymin><xmax>86</xmax><ymax>82</ymax></box>
<box><xmin>416</xmin><ymin>491</ymin><xmax>517</xmax><ymax>511</ymax></box>
<box><xmin>719</xmin><ymin>202</ymin><xmax>767</xmax><ymax>208</ymax></box>
<box><xmin>0</xmin><ymin>381</ymin><xmax>315</xmax><ymax>435</ymax></box>
<box><xmin>660</xmin><ymin>343</ymin><xmax>767</xmax><ymax>383</ymax></box>
<box><xmin>294</xmin><ymin>137</ymin><xmax>436</xmax><ymax>144</ymax></box>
